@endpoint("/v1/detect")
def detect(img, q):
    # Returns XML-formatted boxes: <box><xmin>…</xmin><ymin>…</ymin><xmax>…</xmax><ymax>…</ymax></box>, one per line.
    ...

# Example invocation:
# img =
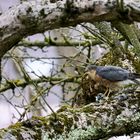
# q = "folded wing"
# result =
<box><xmin>96</xmin><ymin>66</ymin><xmax>129</xmax><ymax>82</ymax></box>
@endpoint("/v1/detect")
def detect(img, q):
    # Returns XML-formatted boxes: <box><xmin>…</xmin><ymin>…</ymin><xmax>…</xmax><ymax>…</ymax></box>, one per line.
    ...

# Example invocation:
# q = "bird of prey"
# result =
<box><xmin>85</xmin><ymin>65</ymin><xmax>140</xmax><ymax>96</ymax></box>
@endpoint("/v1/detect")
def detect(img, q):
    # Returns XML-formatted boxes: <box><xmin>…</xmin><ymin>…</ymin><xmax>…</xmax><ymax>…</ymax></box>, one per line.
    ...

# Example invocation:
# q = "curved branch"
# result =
<box><xmin>0</xmin><ymin>0</ymin><xmax>140</xmax><ymax>57</ymax></box>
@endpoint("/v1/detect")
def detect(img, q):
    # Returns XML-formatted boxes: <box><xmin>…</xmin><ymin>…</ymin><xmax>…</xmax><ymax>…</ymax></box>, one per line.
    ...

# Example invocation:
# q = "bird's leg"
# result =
<box><xmin>106</xmin><ymin>88</ymin><xmax>111</xmax><ymax>98</ymax></box>
<box><xmin>104</xmin><ymin>87</ymin><xmax>110</xmax><ymax>97</ymax></box>
<box><xmin>104</xmin><ymin>87</ymin><xmax>108</xmax><ymax>96</ymax></box>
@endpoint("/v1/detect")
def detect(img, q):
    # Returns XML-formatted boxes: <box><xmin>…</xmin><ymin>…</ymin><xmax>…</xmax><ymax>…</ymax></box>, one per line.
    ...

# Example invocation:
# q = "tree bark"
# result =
<box><xmin>0</xmin><ymin>0</ymin><xmax>140</xmax><ymax>57</ymax></box>
<box><xmin>0</xmin><ymin>89</ymin><xmax>140</xmax><ymax>140</ymax></box>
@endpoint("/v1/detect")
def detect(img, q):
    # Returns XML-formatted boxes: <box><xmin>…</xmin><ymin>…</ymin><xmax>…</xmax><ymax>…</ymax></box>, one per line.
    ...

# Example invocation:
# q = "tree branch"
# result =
<box><xmin>17</xmin><ymin>38</ymin><xmax>101</xmax><ymax>48</ymax></box>
<box><xmin>0</xmin><ymin>90</ymin><xmax>140</xmax><ymax>139</ymax></box>
<box><xmin>0</xmin><ymin>75</ymin><xmax>80</xmax><ymax>92</ymax></box>
<box><xmin>0</xmin><ymin>0</ymin><xmax>140</xmax><ymax>57</ymax></box>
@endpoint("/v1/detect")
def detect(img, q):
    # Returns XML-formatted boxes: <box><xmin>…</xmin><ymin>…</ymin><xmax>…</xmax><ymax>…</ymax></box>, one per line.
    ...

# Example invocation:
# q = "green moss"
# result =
<box><xmin>8</xmin><ymin>122</ymin><xmax>22</xmax><ymax>129</ymax></box>
<box><xmin>81</xmin><ymin>103</ymin><xmax>96</xmax><ymax>113</ymax></box>
<box><xmin>32</xmin><ymin>116</ymin><xmax>50</xmax><ymax>130</ymax></box>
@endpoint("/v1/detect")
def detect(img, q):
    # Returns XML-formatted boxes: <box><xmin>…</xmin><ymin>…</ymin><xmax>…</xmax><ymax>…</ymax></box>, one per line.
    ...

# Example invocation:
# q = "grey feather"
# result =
<box><xmin>86</xmin><ymin>65</ymin><xmax>140</xmax><ymax>83</ymax></box>
<box><xmin>96</xmin><ymin>66</ymin><xmax>130</xmax><ymax>82</ymax></box>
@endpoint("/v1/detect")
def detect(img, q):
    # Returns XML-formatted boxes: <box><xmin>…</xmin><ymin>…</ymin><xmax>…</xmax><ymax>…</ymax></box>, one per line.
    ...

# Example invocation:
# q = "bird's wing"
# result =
<box><xmin>97</xmin><ymin>66</ymin><xmax>129</xmax><ymax>82</ymax></box>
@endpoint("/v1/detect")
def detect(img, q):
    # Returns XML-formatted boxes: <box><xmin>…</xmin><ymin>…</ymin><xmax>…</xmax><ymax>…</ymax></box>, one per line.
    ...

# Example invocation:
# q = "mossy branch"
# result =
<box><xmin>1</xmin><ymin>0</ymin><xmax>140</xmax><ymax>57</ymax></box>
<box><xmin>0</xmin><ymin>90</ymin><xmax>140</xmax><ymax>139</ymax></box>
<box><xmin>0</xmin><ymin>76</ymin><xmax>80</xmax><ymax>93</ymax></box>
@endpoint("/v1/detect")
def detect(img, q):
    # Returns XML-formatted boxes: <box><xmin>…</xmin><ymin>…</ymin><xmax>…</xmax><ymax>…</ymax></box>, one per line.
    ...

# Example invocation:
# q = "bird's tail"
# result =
<box><xmin>130</xmin><ymin>73</ymin><xmax>140</xmax><ymax>84</ymax></box>
<box><xmin>132</xmin><ymin>73</ymin><xmax>140</xmax><ymax>79</ymax></box>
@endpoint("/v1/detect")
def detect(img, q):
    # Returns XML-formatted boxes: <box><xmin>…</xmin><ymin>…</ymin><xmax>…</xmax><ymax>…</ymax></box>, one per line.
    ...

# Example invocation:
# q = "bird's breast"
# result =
<box><xmin>93</xmin><ymin>73</ymin><xmax>121</xmax><ymax>89</ymax></box>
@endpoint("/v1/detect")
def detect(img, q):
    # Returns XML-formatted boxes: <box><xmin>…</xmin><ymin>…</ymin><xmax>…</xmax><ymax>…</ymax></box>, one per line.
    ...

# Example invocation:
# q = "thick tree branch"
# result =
<box><xmin>0</xmin><ymin>90</ymin><xmax>140</xmax><ymax>139</ymax></box>
<box><xmin>0</xmin><ymin>0</ymin><xmax>140</xmax><ymax>57</ymax></box>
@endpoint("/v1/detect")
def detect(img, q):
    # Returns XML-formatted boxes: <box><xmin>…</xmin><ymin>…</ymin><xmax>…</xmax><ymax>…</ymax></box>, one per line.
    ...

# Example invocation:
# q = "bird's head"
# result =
<box><xmin>85</xmin><ymin>65</ymin><xmax>97</xmax><ymax>72</ymax></box>
<box><xmin>84</xmin><ymin>65</ymin><xmax>97</xmax><ymax>79</ymax></box>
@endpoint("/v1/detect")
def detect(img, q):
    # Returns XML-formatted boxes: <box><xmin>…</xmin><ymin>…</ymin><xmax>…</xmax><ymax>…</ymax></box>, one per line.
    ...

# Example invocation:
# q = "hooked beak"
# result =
<box><xmin>84</xmin><ymin>71</ymin><xmax>89</xmax><ymax>76</ymax></box>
